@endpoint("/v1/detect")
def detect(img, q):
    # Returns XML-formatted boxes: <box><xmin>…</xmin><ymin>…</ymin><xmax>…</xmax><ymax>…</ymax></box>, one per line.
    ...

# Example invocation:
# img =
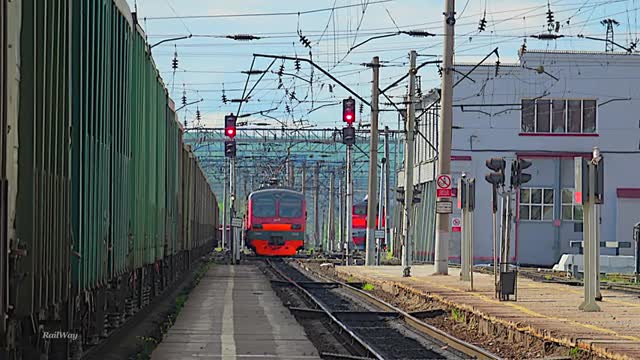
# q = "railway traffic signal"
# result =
<box><xmin>457</xmin><ymin>177</ymin><xmax>476</xmax><ymax>211</ymax></box>
<box><xmin>574</xmin><ymin>157</ymin><xmax>604</xmax><ymax>205</ymax></box>
<box><xmin>343</xmin><ymin>97</ymin><xmax>356</xmax><ymax>124</ymax></box>
<box><xmin>342</xmin><ymin>126</ymin><xmax>355</xmax><ymax>146</ymax></box>
<box><xmin>225</xmin><ymin>114</ymin><xmax>237</xmax><ymax>138</ymax></box>
<box><xmin>484</xmin><ymin>158</ymin><xmax>506</xmax><ymax>187</ymax></box>
<box><xmin>225</xmin><ymin>140</ymin><xmax>236</xmax><ymax>158</ymax></box>
<box><xmin>510</xmin><ymin>159</ymin><xmax>532</xmax><ymax>188</ymax></box>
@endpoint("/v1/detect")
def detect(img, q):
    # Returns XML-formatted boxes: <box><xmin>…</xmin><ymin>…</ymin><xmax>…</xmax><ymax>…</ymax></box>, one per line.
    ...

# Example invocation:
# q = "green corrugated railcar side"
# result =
<box><xmin>15</xmin><ymin>0</ymin><xmax>71</xmax><ymax>316</ymax></box>
<box><xmin>129</xmin><ymin>27</ymin><xmax>171</xmax><ymax>269</ymax></box>
<box><xmin>71</xmin><ymin>0</ymin><xmax>133</xmax><ymax>291</ymax></box>
<box><xmin>164</xmin><ymin>105</ymin><xmax>180</xmax><ymax>257</ymax></box>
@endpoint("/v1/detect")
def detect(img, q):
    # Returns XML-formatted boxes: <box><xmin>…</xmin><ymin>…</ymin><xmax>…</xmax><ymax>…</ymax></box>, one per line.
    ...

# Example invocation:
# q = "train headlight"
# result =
<box><xmin>253</xmin><ymin>224</ymin><xmax>263</xmax><ymax>229</ymax></box>
<box><xmin>291</xmin><ymin>224</ymin><xmax>302</xmax><ymax>230</ymax></box>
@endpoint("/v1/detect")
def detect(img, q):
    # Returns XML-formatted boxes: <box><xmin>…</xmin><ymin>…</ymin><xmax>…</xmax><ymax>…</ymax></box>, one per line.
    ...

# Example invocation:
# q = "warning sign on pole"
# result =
<box><xmin>436</xmin><ymin>174</ymin><xmax>452</xmax><ymax>198</ymax></box>
<box><xmin>451</xmin><ymin>217</ymin><xmax>462</xmax><ymax>232</ymax></box>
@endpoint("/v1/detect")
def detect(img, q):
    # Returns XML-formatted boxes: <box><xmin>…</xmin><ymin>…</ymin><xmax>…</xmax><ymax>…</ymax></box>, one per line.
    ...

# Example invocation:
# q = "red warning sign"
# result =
<box><xmin>436</xmin><ymin>174</ymin><xmax>452</xmax><ymax>198</ymax></box>
<box><xmin>451</xmin><ymin>217</ymin><xmax>462</xmax><ymax>232</ymax></box>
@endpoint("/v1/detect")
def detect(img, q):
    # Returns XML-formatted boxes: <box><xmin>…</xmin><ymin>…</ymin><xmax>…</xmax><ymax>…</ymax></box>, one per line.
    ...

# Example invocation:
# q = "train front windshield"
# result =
<box><xmin>252</xmin><ymin>194</ymin><xmax>276</xmax><ymax>217</ymax></box>
<box><xmin>279</xmin><ymin>195</ymin><xmax>303</xmax><ymax>218</ymax></box>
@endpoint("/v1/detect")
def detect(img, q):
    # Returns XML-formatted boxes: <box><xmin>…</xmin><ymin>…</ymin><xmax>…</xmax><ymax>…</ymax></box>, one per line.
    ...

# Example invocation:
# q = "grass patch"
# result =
<box><xmin>362</xmin><ymin>283</ymin><xmax>375</xmax><ymax>291</ymax></box>
<box><xmin>451</xmin><ymin>308</ymin><xmax>466</xmax><ymax>323</ymax></box>
<box><xmin>568</xmin><ymin>346</ymin><xmax>582</xmax><ymax>359</ymax></box>
<box><xmin>600</xmin><ymin>273</ymin><xmax>633</xmax><ymax>284</ymax></box>
<box><xmin>544</xmin><ymin>275</ymin><xmax>553</xmax><ymax>280</ymax></box>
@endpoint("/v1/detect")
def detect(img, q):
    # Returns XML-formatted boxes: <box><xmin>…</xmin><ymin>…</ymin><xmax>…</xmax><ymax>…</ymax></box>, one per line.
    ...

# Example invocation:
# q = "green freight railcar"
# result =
<box><xmin>2</xmin><ymin>0</ymin><xmax>219</xmax><ymax>357</ymax></box>
<box><xmin>71</xmin><ymin>0</ymin><xmax>133</xmax><ymax>292</ymax></box>
<box><xmin>12</xmin><ymin>0</ymin><xmax>73</xmax><ymax>330</ymax></box>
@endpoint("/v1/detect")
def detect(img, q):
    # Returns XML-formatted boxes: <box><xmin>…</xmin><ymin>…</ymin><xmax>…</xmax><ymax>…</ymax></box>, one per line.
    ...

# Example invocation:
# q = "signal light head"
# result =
<box><xmin>224</xmin><ymin>114</ymin><xmax>237</xmax><ymax>138</ymax></box>
<box><xmin>485</xmin><ymin>158</ymin><xmax>506</xmax><ymax>172</ymax></box>
<box><xmin>343</xmin><ymin>98</ymin><xmax>356</xmax><ymax>124</ymax></box>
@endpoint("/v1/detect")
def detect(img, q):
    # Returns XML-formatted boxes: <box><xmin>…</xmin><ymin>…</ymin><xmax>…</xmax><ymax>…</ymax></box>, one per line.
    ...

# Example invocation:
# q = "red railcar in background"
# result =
<box><xmin>352</xmin><ymin>200</ymin><xmax>385</xmax><ymax>250</ymax></box>
<box><xmin>245</xmin><ymin>188</ymin><xmax>306</xmax><ymax>256</ymax></box>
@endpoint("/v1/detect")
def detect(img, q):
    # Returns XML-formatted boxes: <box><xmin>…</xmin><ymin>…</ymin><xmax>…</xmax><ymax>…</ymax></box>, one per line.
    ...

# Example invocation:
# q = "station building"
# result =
<box><xmin>408</xmin><ymin>49</ymin><xmax>640</xmax><ymax>266</ymax></box>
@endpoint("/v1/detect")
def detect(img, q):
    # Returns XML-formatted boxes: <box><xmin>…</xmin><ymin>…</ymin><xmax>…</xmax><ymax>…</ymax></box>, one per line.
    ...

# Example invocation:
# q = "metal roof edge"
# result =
<box><xmin>524</xmin><ymin>49</ymin><xmax>640</xmax><ymax>56</ymax></box>
<box><xmin>113</xmin><ymin>0</ymin><xmax>134</xmax><ymax>29</ymax></box>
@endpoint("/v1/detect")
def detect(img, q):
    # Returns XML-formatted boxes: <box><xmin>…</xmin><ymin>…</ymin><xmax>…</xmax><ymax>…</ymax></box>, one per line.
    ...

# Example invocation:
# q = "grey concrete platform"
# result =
<box><xmin>152</xmin><ymin>265</ymin><xmax>320</xmax><ymax>360</ymax></box>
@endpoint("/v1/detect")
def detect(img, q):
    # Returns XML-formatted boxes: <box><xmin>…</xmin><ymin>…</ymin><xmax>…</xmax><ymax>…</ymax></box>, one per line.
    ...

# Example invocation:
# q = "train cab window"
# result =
<box><xmin>252</xmin><ymin>195</ymin><xmax>276</xmax><ymax>217</ymax></box>
<box><xmin>279</xmin><ymin>195</ymin><xmax>302</xmax><ymax>218</ymax></box>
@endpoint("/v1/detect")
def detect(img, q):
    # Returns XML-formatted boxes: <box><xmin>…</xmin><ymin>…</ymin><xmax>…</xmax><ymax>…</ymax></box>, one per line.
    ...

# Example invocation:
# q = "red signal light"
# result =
<box><xmin>224</xmin><ymin>114</ymin><xmax>237</xmax><ymax>138</ymax></box>
<box><xmin>343</xmin><ymin>98</ymin><xmax>356</xmax><ymax>124</ymax></box>
<box><xmin>574</xmin><ymin>191</ymin><xmax>582</xmax><ymax>204</ymax></box>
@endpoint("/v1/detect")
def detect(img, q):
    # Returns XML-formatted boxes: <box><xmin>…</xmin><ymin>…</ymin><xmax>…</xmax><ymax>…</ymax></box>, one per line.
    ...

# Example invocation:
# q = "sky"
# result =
<box><xmin>125</xmin><ymin>0</ymin><xmax>640</xmax><ymax>130</ymax></box>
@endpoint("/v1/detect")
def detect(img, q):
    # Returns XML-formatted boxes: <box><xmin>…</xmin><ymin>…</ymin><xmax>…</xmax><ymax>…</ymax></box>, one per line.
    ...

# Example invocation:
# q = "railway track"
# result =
<box><xmin>265</xmin><ymin>259</ymin><xmax>500</xmax><ymax>360</ymax></box>
<box><xmin>474</xmin><ymin>265</ymin><xmax>640</xmax><ymax>296</ymax></box>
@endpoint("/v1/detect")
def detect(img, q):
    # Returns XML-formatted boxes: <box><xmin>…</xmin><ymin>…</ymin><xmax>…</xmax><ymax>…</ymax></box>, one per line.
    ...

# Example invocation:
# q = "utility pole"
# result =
<box><xmin>402</xmin><ymin>50</ymin><xmax>417</xmax><ymax>277</ymax></box>
<box><xmin>314</xmin><ymin>162</ymin><xmax>320</xmax><ymax>250</ymax></box>
<box><xmin>377</xmin><ymin>159</ymin><xmax>385</xmax><ymax>265</ymax></box>
<box><xmin>384</xmin><ymin>126</ymin><xmax>391</xmax><ymax>255</ymax></box>
<box><xmin>434</xmin><ymin>0</ymin><xmax>456</xmax><ymax>275</ymax></box>
<box><xmin>329</xmin><ymin>172</ymin><xmax>335</xmax><ymax>252</ymax></box>
<box><xmin>365</xmin><ymin>56</ymin><xmax>380</xmax><ymax>266</ymax></box>
<box><xmin>301</xmin><ymin>162</ymin><xmax>306</xmax><ymax>195</ymax></box>
<box><xmin>338</xmin><ymin>176</ymin><xmax>344</xmax><ymax>254</ymax></box>
<box><xmin>222</xmin><ymin>158</ymin><xmax>228</xmax><ymax>249</ymax></box>
<box><xmin>288</xmin><ymin>158</ymin><xmax>295</xmax><ymax>187</ymax></box>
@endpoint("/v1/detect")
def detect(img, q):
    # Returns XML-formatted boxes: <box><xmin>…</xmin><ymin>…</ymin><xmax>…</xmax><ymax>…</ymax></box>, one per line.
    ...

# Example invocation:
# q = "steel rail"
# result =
<box><xmin>265</xmin><ymin>259</ymin><xmax>385</xmax><ymax>360</ymax></box>
<box><xmin>295</xmin><ymin>261</ymin><xmax>502</xmax><ymax>360</ymax></box>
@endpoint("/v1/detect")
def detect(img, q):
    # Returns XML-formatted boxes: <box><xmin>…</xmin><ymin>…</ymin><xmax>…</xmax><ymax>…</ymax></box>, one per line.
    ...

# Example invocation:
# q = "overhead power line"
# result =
<box><xmin>143</xmin><ymin>0</ymin><xmax>393</xmax><ymax>20</ymax></box>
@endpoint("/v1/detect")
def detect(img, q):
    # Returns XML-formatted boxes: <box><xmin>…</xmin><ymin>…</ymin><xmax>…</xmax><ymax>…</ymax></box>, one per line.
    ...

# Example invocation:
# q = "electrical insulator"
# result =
<box><xmin>295</xmin><ymin>59</ymin><xmax>301</xmax><ymax>72</ymax></box>
<box><xmin>181</xmin><ymin>93</ymin><xmax>187</xmax><ymax>106</ymax></box>
<box><xmin>196</xmin><ymin>108</ymin><xmax>201</xmax><ymax>121</ymax></box>
<box><xmin>546</xmin><ymin>6</ymin><xmax>555</xmax><ymax>26</ymax></box>
<box><xmin>478</xmin><ymin>15</ymin><xmax>487</xmax><ymax>32</ymax></box>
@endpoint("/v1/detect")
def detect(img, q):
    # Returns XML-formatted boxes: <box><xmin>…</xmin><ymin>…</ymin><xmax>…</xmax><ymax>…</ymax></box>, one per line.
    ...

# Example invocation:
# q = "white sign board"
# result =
<box><xmin>231</xmin><ymin>217</ymin><xmax>243</xmax><ymax>227</ymax></box>
<box><xmin>375</xmin><ymin>230</ymin><xmax>385</xmax><ymax>239</ymax></box>
<box><xmin>436</xmin><ymin>200</ymin><xmax>453</xmax><ymax>214</ymax></box>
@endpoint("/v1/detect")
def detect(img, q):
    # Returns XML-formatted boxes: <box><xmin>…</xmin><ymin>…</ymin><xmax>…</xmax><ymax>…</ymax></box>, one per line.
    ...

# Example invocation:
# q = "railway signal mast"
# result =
<box><xmin>225</xmin><ymin>114</ymin><xmax>240</xmax><ymax>264</ymax></box>
<box><xmin>342</xmin><ymin>98</ymin><xmax>356</xmax><ymax>264</ymax></box>
<box><xmin>485</xmin><ymin>157</ymin><xmax>532</xmax><ymax>300</ymax></box>
<box><xmin>576</xmin><ymin>148</ymin><xmax>605</xmax><ymax>311</ymax></box>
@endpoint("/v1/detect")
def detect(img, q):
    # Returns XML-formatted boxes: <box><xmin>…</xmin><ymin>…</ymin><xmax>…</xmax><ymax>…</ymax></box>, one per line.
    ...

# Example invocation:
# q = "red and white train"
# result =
<box><xmin>245</xmin><ymin>188</ymin><xmax>306</xmax><ymax>256</ymax></box>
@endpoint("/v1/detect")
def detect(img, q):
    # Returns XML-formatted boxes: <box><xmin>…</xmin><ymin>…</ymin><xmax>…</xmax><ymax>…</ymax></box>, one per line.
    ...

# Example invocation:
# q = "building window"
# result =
<box><xmin>521</xmin><ymin>99</ymin><xmax>597</xmax><ymax>134</ymax></box>
<box><xmin>561</xmin><ymin>188</ymin><xmax>584</xmax><ymax>221</ymax></box>
<box><xmin>520</xmin><ymin>188</ymin><xmax>554</xmax><ymax>221</ymax></box>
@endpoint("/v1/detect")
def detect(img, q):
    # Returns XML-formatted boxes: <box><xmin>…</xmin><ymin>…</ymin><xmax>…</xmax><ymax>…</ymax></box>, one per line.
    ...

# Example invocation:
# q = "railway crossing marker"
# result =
<box><xmin>436</xmin><ymin>174</ymin><xmax>452</xmax><ymax>197</ymax></box>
